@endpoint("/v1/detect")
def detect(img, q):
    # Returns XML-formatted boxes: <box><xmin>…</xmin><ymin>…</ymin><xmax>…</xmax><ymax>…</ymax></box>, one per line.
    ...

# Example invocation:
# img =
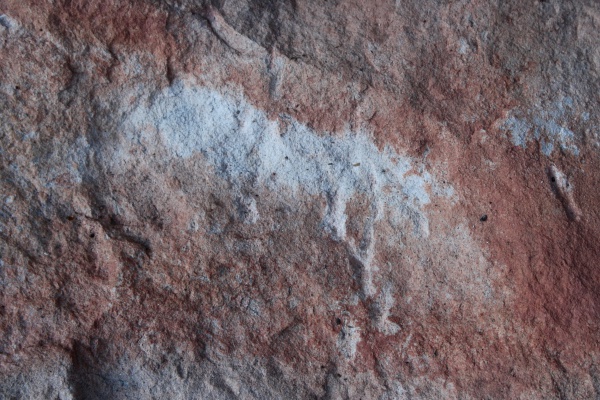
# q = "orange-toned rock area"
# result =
<box><xmin>1</xmin><ymin>0</ymin><xmax>600</xmax><ymax>398</ymax></box>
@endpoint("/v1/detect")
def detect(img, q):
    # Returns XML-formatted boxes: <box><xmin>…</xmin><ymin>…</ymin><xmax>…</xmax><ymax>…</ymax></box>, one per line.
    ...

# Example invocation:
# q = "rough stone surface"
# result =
<box><xmin>1</xmin><ymin>0</ymin><xmax>600</xmax><ymax>398</ymax></box>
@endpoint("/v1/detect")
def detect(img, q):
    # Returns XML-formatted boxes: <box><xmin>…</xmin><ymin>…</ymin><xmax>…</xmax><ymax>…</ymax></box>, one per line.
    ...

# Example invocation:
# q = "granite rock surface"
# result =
<box><xmin>1</xmin><ymin>0</ymin><xmax>600</xmax><ymax>398</ymax></box>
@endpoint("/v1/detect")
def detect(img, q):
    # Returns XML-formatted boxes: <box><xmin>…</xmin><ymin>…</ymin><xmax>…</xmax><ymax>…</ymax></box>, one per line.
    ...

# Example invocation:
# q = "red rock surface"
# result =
<box><xmin>1</xmin><ymin>0</ymin><xmax>600</xmax><ymax>398</ymax></box>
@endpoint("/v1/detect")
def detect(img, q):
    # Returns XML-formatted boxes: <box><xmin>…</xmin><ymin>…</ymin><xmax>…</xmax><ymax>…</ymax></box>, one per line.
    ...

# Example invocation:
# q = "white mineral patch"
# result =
<box><xmin>458</xmin><ymin>38</ymin><xmax>469</xmax><ymax>55</ymax></box>
<box><xmin>501</xmin><ymin>97</ymin><xmax>583</xmax><ymax>156</ymax></box>
<box><xmin>123</xmin><ymin>79</ymin><xmax>446</xmax><ymax>241</ymax></box>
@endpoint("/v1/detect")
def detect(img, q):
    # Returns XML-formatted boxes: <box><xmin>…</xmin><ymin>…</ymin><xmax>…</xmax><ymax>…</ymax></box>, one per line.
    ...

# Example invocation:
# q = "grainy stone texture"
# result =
<box><xmin>1</xmin><ymin>0</ymin><xmax>600</xmax><ymax>398</ymax></box>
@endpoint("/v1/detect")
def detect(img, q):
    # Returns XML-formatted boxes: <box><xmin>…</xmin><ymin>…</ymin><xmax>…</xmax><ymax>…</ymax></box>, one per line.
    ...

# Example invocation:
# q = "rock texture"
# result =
<box><xmin>1</xmin><ymin>0</ymin><xmax>600</xmax><ymax>398</ymax></box>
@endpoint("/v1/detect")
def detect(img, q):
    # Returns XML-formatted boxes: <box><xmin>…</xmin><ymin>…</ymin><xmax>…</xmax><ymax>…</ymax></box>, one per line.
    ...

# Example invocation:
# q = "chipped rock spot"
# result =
<box><xmin>458</xmin><ymin>38</ymin><xmax>470</xmax><ymax>55</ymax></box>
<box><xmin>204</xmin><ymin>6</ymin><xmax>266</xmax><ymax>57</ymax></box>
<box><xmin>548</xmin><ymin>165</ymin><xmax>581</xmax><ymax>221</ymax></box>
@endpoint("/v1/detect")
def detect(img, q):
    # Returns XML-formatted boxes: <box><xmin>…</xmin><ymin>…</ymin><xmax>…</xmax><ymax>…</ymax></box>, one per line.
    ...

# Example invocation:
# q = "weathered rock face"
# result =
<box><xmin>1</xmin><ymin>0</ymin><xmax>600</xmax><ymax>398</ymax></box>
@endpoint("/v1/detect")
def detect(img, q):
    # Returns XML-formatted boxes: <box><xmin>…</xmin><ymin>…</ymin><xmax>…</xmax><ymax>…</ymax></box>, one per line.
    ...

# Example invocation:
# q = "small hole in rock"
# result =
<box><xmin>90</xmin><ymin>233</ymin><xmax>95</xmax><ymax>238</ymax></box>
<box><xmin>480</xmin><ymin>215</ymin><xmax>488</xmax><ymax>222</ymax></box>
<box><xmin>551</xmin><ymin>177</ymin><xmax>556</xmax><ymax>182</ymax></box>
<box><xmin>335</xmin><ymin>318</ymin><xmax>342</xmax><ymax>325</ymax></box>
